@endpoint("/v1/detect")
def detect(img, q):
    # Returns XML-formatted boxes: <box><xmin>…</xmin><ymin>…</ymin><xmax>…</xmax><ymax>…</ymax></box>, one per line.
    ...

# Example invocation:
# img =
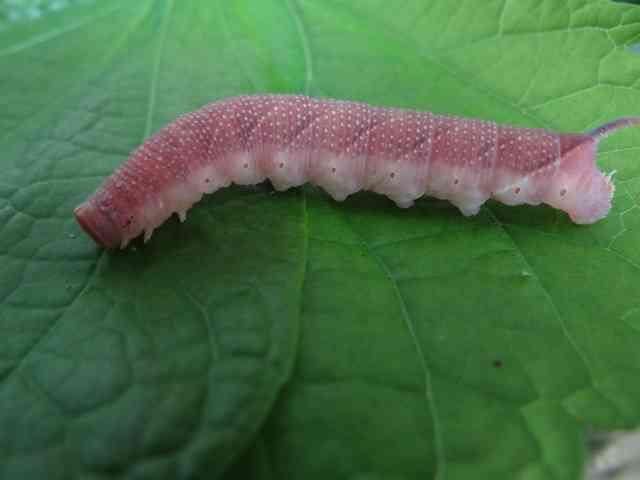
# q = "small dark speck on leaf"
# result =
<box><xmin>493</xmin><ymin>360</ymin><xmax>503</xmax><ymax>368</ymax></box>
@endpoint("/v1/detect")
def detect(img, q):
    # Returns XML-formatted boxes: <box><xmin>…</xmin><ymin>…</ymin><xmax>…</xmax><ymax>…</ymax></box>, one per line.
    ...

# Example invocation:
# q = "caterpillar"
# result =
<box><xmin>74</xmin><ymin>94</ymin><xmax>640</xmax><ymax>249</ymax></box>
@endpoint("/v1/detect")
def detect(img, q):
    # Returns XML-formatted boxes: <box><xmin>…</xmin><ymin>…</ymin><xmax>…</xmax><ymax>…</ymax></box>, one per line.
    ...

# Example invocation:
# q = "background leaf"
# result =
<box><xmin>2</xmin><ymin>1</ymin><xmax>640</xmax><ymax>479</ymax></box>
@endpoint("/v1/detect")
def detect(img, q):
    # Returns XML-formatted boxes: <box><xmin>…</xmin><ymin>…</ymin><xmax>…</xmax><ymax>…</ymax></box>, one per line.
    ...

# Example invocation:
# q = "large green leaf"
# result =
<box><xmin>2</xmin><ymin>1</ymin><xmax>640</xmax><ymax>479</ymax></box>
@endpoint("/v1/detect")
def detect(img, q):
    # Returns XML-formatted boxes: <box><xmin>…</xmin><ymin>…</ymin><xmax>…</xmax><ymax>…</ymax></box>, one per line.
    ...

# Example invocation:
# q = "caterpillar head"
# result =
<box><xmin>74</xmin><ymin>199</ymin><xmax>122</xmax><ymax>249</ymax></box>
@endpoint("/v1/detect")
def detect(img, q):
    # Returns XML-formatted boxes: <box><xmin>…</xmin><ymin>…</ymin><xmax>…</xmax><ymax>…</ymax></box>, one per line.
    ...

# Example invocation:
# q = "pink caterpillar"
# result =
<box><xmin>75</xmin><ymin>94</ymin><xmax>640</xmax><ymax>249</ymax></box>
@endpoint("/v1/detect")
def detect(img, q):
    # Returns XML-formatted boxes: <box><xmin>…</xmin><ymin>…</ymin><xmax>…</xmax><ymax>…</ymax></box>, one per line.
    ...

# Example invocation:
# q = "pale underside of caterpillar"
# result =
<box><xmin>74</xmin><ymin>94</ymin><xmax>640</xmax><ymax>249</ymax></box>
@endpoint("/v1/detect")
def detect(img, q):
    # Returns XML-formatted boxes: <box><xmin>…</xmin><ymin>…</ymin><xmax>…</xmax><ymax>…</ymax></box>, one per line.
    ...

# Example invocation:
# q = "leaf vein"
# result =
<box><xmin>144</xmin><ymin>0</ymin><xmax>174</xmax><ymax>139</ymax></box>
<box><xmin>1</xmin><ymin>250</ymin><xmax>106</xmax><ymax>384</ymax></box>
<box><xmin>0</xmin><ymin>4</ymin><xmax>125</xmax><ymax>58</ymax></box>
<box><xmin>286</xmin><ymin>0</ymin><xmax>314</xmax><ymax>95</ymax></box>
<box><xmin>485</xmin><ymin>208</ymin><xmax>596</xmax><ymax>382</ymax></box>
<box><xmin>347</xmin><ymin>222</ymin><xmax>447</xmax><ymax>480</ymax></box>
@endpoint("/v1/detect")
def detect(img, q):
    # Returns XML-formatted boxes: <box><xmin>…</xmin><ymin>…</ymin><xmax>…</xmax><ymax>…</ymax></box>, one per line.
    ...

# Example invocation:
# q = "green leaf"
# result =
<box><xmin>0</xmin><ymin>2</ymin><xmax>305</xmax><ymax>478</ymax></box>
<box><xmin>1</xmin><ymin>1</ymin><xmax>640</xmax><ymax>480</ymax></box>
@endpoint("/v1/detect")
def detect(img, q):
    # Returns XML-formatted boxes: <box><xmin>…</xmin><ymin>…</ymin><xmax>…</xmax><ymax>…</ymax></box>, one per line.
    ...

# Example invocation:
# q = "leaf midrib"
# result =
<box><xmin>344</xmin><ymin>215</ymin><xmax>447</xmax><ymax>480</ymax></box>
